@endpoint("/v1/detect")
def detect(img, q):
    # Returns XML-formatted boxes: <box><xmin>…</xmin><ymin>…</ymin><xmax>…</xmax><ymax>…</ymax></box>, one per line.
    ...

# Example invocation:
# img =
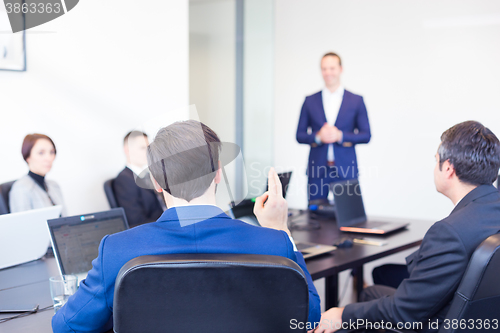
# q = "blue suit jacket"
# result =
<box><xmin>52</xmin><ymin>205</ymin><xmax>321</xmax><ymax>332</ymax></box>
<box><xmin>296</xmin><ymin>90</ymin><xmax>371</xmax><ymax>179</ymax></box>
<box><xmin>343</xmin><ymin>185</ymin><xmax>500</xmax><ymax>332</ymax></box>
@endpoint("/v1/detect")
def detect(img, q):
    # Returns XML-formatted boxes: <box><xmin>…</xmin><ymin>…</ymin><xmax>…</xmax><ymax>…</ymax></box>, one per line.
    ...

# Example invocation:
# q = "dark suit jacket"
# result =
<box><xmin>113</xmin><ymin>167</ymin><xmax>164</xmax><ymax>228</ymax></box>
<box><xmin>343</xmin><ymin>185</ymin><xmax>500</xmax><ymax>332</ymax></box>
<box><xmin>52</xmin><ymin>205</ymin><xmax>321</xmax><ymax>332</ymax></box>
<box><xmin>296</xmin><ymin>90</ymin><xmax>371</xmax><ymax>179</ymax></box>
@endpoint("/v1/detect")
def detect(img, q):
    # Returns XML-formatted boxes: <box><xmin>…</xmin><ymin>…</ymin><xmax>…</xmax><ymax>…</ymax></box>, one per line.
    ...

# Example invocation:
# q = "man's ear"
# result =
<box><xmin>214</xmin><ymin>161</ymin><xmax>222</xmax><ymax>184</ymax></box>
<box><xmin>149</xmin><ymin>173</ymin><xmax>163</xmax><ymax>193</ymax></box>
<box><xmin>443</xmin><ymin>160</ymin><xmax>456</xmax><ymax>179</ymax></box>
<box><xmin>124</xmin><ymin>144</ymin><xmax>129</xmax><ymax>158</ymax></box>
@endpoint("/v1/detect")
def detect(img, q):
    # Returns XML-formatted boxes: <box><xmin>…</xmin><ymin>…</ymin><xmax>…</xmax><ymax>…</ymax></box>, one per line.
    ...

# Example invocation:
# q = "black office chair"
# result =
<box><xmin>104</xmin><ymin>179</ymin><xmax>118</xmax><ymax>209</ymax></box>
<box><xmin>0</xmin><ymin>192</ymin><xmax>8</xmax><ymax>215</ymax></box>
<box><xmin>339</xmin><ymin>233</ymin><xmax>500</xmax><ymax>333</ymax></box>
<box><xmin>439</xmin><ymin>233</ymin><xmax>500</xmax><ymax>332</ymax></box>
<box><xmin>113</xmin><ymin>254</ymin><xmax>310</xmax><ymax>333</ymax></box>
<box><xmin>0</xmin><ymin>180</ymin><xmax>15</xmax><ymax>215</ymax></box>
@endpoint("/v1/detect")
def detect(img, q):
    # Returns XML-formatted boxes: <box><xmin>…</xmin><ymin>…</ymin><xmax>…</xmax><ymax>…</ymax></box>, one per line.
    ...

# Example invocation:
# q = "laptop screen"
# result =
<box><xmin>48</xmin><ymin>208</ymin><xmax>129</xmax><ymax>276</ymax></box>
<box><xmin>331</xmin><ymin>179</ymin><xmax>367</xmax><ymax>227</ymax></box>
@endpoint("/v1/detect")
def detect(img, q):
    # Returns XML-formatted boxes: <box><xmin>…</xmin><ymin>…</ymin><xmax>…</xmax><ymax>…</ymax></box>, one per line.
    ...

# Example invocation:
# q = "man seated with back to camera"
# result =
<box><xmin>52</xmin><ymin>120</ymin><xmax>321</xmax><ymax>332</ymax></box>
<box><xmin>311</xmin><ymin>121</ymin><xmax>500</xmax><ymax>333</ymax></box>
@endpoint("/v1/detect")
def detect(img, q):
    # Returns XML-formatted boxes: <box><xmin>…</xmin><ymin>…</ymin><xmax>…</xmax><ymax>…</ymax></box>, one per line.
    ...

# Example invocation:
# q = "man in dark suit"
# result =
<box><xmin>52</xmin><ymin>121</ymin><xmax>320</xmax><ymax>332</ymax></box>
<box><xmin>113</xmin><ymin>131</ymin><xmax>164</xmax><ymax>228</ymax></box>
<box><xmin>296</xmin><ymin>52</ymin><xmax>371</xmax><ymax>201</ymax></box>
<box><xmin>312</xmin><ymin>121</ymin><xmax>500</xmax><ymax>333</ymax></box>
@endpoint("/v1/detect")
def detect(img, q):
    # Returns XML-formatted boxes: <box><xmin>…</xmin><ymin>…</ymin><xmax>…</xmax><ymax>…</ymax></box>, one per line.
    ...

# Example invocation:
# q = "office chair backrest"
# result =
<box><xmin>113</xmin><ymin>253</ymin><xmax>309</xmax><ymax>333</ymax></box>
<box><xmin>0</xmin><ymin>191</ymin><xmax>8</xmax><ymax>215</ymax></box>
<box><xmin>439</xmin><ymin>233</ymin><xmax>500</xmax><ymax>333</ymax></box>
<box><xmin>104</xmin><ymin>179</ymin><xmax>118</xmax><ymax>209</ymax></box>
<box><xmin>0</xmin><ymin>181</ymin><xmax>15</xmax><ymax>215</ymax></box>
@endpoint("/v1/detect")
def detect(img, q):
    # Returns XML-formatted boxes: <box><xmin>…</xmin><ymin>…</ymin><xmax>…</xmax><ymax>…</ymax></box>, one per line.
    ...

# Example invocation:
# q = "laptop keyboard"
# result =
<box><xmin>296</xmin><ymin>242</ymin><xmax>315</xmax><ymax>251</ymax></box>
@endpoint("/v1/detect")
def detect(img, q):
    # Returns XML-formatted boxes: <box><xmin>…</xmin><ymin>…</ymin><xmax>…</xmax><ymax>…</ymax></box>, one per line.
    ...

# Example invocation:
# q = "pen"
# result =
<box><xmin>353</xmin><ymin>238</ymin><xmax>387</xmax><ymax>246</ymax></box>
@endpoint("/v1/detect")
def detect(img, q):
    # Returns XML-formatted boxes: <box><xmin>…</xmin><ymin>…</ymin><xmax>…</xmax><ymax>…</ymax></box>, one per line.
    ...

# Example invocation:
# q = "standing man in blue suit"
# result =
<box><xmin>52</xmin><ymin>120</ymin><xmax>320</xmax><ymax>332</ymax></box>
<box><xmin>296</xmin><ymin>52</ymin><xmax>371</xmax><ymax>201</ymax></box>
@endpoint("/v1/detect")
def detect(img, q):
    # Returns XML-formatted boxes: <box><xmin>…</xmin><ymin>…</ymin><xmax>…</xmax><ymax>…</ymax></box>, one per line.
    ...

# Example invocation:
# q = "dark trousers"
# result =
<box><xmin>335</xmin><ymin>286</ymin><xmax>398</xmax><ymax>333</ymax></box>
<box><xmin>372</xmin><ymin>264</ymin><xmax>409</xmax><ymax>289</ymax></box>
<box><xmin>360</xmin><ymin>284</ymin><xmax>397</xmax><ymax>302</ymax></box>
<box><xmin>335</xmin><ymin>267</ymin><xmax>407</xmax><ymax>333</ymax></box>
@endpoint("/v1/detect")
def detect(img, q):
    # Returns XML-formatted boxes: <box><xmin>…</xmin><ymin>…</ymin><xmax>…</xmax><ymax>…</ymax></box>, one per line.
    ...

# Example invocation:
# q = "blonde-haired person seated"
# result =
<box><xmin>9</xmin><ymin>133</ymin><xmax>66</xmax><ymax>216</ymax></box>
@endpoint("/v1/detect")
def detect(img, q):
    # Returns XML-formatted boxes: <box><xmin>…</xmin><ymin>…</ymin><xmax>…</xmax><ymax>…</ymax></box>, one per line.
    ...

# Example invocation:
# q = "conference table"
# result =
<box><xmin>0</xmin><ymin>213</ymin><xmax>433</xmax><ymax>332</ymax></box>
<box><xmin>289</xmin><ymin>212</ymin><xmax>433</xmax><ymax>309</ymax></box>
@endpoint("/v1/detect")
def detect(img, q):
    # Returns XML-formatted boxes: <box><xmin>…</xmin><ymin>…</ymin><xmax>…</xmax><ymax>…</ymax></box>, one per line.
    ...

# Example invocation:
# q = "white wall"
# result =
<box><xmin>189</xmin><ymin>0</ymin><xmax>235</xmax><ymax>144</ymax></box>
<box><xmin>274</xmin><ymin>0</ymin><xmax>500</xmax><ymax>222</ymax></box>
<box><xmin>189</xmin><ymin>0</ymin><xmax>277</xmax><ymax>199</ymax></box>
<box><xmin>189</xmin><ymin>0</ymin><xmax>239</xmax><ymax>202</ymax></box>
<box><xmin>0</xmin><ymin>0</ymin><xmax>189</xmax><ymax>215</ymax></box>
<box><xmin>243</xmin><ymin>0</ymin><xmax>275</xmax><ymax>197</ymax></box>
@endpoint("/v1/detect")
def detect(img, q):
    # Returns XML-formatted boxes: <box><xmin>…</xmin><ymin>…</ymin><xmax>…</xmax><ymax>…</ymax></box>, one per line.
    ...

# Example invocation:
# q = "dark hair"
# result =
<box><xmin>22</xmin><ymin>134</ymin><xmax>56</xmax><ymax>161</ymax></box>
<box><xmin>439</xmin><ymin>121</ymin><xmax>500</xmax><ymax>186</ymax></box>
<box><xmin>124</xmin><ymin>131</ymin><xmax>148</xmax><ymax>145</ymax></box>
<box><xmin>147</xmin><ymin>120</ymin><xmax>221</xmax><ymax>201</ymax></box>
<box><xmin>322</xmin><ymin>52</ymin><xmax>342</xmax><ymax>66</ymax></box>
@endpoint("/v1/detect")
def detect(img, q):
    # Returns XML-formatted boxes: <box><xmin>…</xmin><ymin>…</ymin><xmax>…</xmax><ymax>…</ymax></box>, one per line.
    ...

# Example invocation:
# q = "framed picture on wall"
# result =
<box><xmin>0</xmin><ymin>2</ymin><xmax>26</xmax><ymax>71</ymax></box>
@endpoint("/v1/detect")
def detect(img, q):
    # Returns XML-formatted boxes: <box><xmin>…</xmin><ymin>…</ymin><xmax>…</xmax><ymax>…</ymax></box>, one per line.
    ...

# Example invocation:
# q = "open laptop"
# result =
<box><xmin>0</xmin><ymin>205</ymin><xmax>63</xmax><ymax>270</ymax></box>
<box><xmin>230</xmin><ymin>171</ymin><xmax>336</xmax><ymax>259</ymax></box>
<box><xmin>332</xmin><ymin>179</ymin><xmax>408</xmax><ymax>235</ymax></box>
<box><xmin>47</xmin><ymin>208</ymin><xmax>129</xmax><ymax>283</ymax></box>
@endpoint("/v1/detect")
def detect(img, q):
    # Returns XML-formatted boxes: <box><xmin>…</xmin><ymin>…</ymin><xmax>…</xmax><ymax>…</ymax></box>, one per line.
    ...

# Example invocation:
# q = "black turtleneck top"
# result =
<box><xmin>28</xmin><ymin>171</ymin><xmax>47</xmax><ymax>192</ymax></box>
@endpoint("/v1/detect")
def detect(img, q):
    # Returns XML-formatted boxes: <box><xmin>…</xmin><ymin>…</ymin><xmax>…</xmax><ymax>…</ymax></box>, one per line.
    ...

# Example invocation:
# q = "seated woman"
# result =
<box><xmin>9</xmin><ymin>134</ymin><xmax>66</xmax><ymax>216</ymax></box>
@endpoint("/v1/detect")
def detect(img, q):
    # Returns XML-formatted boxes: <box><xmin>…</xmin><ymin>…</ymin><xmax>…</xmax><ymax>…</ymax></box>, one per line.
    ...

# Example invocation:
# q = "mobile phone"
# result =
<box><xmin>0</xmin><ymin>304</ymin><xmax>39</xmax><ymax>313</ymax></box>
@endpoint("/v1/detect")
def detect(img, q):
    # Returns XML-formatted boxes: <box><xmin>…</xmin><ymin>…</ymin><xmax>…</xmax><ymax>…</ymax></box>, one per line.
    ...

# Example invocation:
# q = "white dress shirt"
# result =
<box><xmin>321</xmin><ymin>86</ymin><xmax>345</xmax><ymax>162</ymax></box>
<box><xmin>127</xmin><ymin>164</ymin><xmax>147</xmax><ymax>176</ymax></box>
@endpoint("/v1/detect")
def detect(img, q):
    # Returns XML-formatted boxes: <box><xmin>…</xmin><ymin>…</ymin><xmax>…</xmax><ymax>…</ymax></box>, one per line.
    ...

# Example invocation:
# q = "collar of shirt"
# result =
<box><xmin>322</xmin><ymin>85</ymin><xmax>345</xmax><ymax>100</ymax></box>
<box><xmin>126</xmin><ymin>164</ymin><xmax>147</xmax><ymax>177</ymax></box>
<box><xmin>157</xmin><ymin>204</ymin><xmax>230</xmax><ymax>225</ymax></box>
<box><xmin>156</xmin><ymin>204</ymin><xmax>298</xmax><ymax>251</ymax></box>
